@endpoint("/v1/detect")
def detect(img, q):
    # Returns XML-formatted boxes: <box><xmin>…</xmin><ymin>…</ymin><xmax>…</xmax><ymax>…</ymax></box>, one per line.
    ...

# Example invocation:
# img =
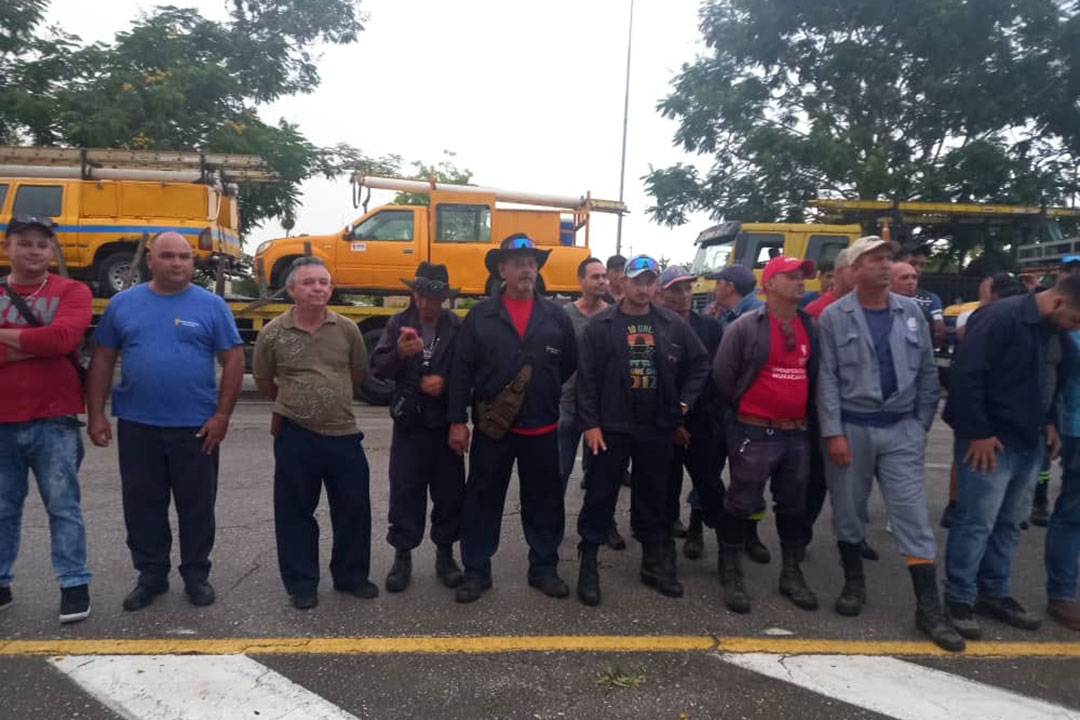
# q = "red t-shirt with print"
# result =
<box><xmin>738</xmin><ymin>315</ymin><xmax>810</xmax><ymax>421</ymax></box>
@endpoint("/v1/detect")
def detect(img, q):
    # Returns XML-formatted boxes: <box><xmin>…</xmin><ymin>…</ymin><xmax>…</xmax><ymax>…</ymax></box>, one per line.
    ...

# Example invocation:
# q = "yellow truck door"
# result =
<box><xmin>335</xmin><ymin>207</ymin><xmax>422</xmax><ymax>289</ymax></box>
<box><xmin>427</xmin><ymin>192</ymin><xmax>496</xmax><ymax>295</ymax></box>
<box><xmin>7</xmin><ymin>180</ymin><xmax>82</xmax><ymax>268</ymax></box>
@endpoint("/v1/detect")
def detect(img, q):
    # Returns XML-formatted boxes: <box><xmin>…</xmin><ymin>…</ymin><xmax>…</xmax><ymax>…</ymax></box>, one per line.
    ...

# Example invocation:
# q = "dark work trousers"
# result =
<box><xmin>117</xmin><ymin>419</ymin><xmax>218</xmax><ymax>586</ymax></box>
<box><xmin>799</xmin><ymin>434</ymin><xmax>828</xmax><ymax>548</ymax></box>
<box><xmin>387</xmin><ymin>424</ymin><xmax>465</xmax><ymax>550</ymax></box>
<box><xmin>273</xmin><ymin>417</ymin><xmax>371</xmax><ymax>597</ymax></box>
<box><xmin>579</xmin><ymin>427</ymin><xmax>676</xmax><ymax>547</ymax></box>
<box><xmin>721</xmin><ymin>422</ymin><xmax>810</xmax><ymax>547</ymax></box>
<box><xmin>668</xmin><ymin>413</ymin><xmax>727</xmax><ymax>530</ymax></box>
<box><xmin>461</xmin><ymin>430</ymin><xmax>564</xmax><ymax>583</ymax></box>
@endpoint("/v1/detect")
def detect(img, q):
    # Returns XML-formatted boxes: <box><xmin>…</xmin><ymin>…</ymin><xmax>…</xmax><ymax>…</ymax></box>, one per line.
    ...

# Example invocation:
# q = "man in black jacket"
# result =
<box><xmin>446</xmin><ymin>235</ymin><xmax>578</xmax><ymax>603</ymax></box>
<box><xmin>575</xmin><ymin>255</ymin><xmax>709</xmax><ymax>606</ymax></box>
<box><xmin>371</xmin><ymin>263</ymin><xmax>465</xmax><ymax>594</ymax></box>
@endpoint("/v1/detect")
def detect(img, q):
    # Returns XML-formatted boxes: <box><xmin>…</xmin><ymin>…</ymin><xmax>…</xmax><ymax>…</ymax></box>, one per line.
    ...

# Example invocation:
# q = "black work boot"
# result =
<box><xmin>908</xmin><ymin>563</ymin><xmax>966</xmax><ymax>652</ymax></box>
<box><xmin>835</xmin><ymin>541</ymin><xmax>866</xmax><ymax>617</ymax></box>
<box><xmin>577</xmin><ymin>542</ymin><xmax>601</xmax><ymax>606</ymax></box>
<box><xmin>684</xmin><ymin>508</ymin><xmax>704</xmax><ymax>560</ymax></box>
<box><xmin>435</xmin><ymin>543</ymin><xmax>463</xmax><ymax>588</ymax></box>
<box><xmin>1031</xmin><ymin>482</ymin><xmax>1050</xmax><ymax>528</ymax></box>
<box><xmin>721</xmin><ymin>543</ymin><xmax>751</xmax><ymax>613</ymax></box>
<box><xmin>779</xmin><ymin>546</ymin><xmax>818</xmax><ymax>611</ymax></box>
<box><xmin>385</xmin><ymin>549</ymin><xmax>412</xmax><ymax>593</ymax></box>
<box><xmin>607</xmin><ymin>521</ymin><xmax>627</xmax><ymax>551</ymax></box>
<box><xmin>654</xmin><ymin>540</ymin><xmax>684</xmax><ymax>597</ymax></box>
<box><xmin>744</xmin><ymin>519</ymin><xmax>771</xmax><ymax>564</ymax></box>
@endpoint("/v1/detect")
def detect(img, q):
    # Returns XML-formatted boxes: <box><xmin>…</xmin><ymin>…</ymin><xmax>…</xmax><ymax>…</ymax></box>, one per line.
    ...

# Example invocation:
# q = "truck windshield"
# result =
<box><xmin>690</xmin><ymin>242</ymin><xmax>733</xmax><ymax>275</ymax></box>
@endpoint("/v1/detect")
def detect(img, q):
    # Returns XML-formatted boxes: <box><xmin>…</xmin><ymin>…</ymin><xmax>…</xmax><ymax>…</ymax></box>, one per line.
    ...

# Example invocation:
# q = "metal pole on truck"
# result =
<box><xmin>615</xmin><ymin>0</ymin><xmax>634</xmax><ymax>256</ymax></box>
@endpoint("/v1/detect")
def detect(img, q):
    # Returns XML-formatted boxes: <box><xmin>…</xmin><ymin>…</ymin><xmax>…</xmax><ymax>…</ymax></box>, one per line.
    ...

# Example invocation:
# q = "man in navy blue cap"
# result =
<box><xmin>575</xmin><ymin>255</ymin><xmax>709</xmax><ymax>606</ymax></box>
<box><xmin>446</xmin><ymin>234</ymin><xmax>578</xmax><ymax>603</ymax></box>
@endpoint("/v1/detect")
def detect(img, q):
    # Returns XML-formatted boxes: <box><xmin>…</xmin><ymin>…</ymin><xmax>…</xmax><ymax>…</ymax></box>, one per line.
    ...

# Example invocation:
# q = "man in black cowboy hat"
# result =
<box><xmin>370</xmin><ymin>262</ymin><xmax>465</xmax><ymax>593</ymax></box>
<box><xmin>447</xmin><ymin>234</ymin><xmax>578</xmax><ymax>603</ymax></box>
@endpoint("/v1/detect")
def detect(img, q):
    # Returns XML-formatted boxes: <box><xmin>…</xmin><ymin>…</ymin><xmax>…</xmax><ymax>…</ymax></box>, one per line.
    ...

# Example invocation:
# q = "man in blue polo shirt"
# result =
<box><xmin>86</xmin><ymin>231</ymin><xmax>243</xmax><ymax>611</ymax></box>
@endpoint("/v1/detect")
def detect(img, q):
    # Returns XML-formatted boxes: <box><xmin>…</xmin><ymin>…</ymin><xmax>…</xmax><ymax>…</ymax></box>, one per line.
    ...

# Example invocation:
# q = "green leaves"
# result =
<box><xmin>647</xmin><ymin>0</ymin><xmax>1080</xmax><ymax>228</ymax></box>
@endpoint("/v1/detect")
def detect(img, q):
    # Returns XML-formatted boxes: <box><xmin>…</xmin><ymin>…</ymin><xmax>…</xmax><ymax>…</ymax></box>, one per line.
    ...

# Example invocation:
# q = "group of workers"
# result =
<box><xmin>1</xmin><ymin>214</ymin><xmax>1078</xmax><ymax>655</ymax></box>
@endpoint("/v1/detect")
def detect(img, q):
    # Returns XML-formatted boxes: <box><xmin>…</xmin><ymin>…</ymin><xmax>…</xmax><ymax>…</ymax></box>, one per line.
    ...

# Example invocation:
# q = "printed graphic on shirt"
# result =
<box><xmin>0</xmin><ymin>295</ymin><xmax>59</xmax><ymax>325</ymax></box>
<box><xmin>626</xmin><ymin>321</ymin><xmax>657</xmax><ymax>390</ymax></box>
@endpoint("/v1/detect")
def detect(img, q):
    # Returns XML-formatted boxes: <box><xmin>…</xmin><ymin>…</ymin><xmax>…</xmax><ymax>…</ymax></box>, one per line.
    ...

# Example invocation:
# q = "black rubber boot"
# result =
<box><xmin>684</xmin><ymin>508</ymin><xmax>704</xmax><ymax>560</ymax></box>
<box><xmin>385</xmin><ymin>549</ymin><xmax>412</xmax><ymax>593</ymax></box>
<box><xmin>721</xmin><ymin>543</ymin><xmax>751</xmax><ymax>613</ymax></box>
<box><xmin>909</xmin><ymin>563</ymin><xmax>966</xmax><ymax>653</ymax></box>
<box><xmin>779</xmin><ymin>546</ymin><xmax>818</xmax><ymax>610</ymax></box>
<box><xmin>435</xmin><ymin>543</ymin><xmax>463</xmax><ymax>589</ymax></box>
<box><xmin>654</xmin><ymin>540</ymin><xmax>684</xmax><ymax>598</ymax></box>
<box><xmin>835</xmin><ymin>541</ymin><xmax>866</xmax><ymax>617</ymax></box>
<box><xmin>744</xmin><ymin>519</ymin><xmax>771</xmax><ymax>564</ymax></box>
<box><xmin>1031</xmin><ymin>482</ymin><xmax>1050</xmax><ymax>528</ymax></box>
<box><xmin>577</xmin><ymin>542</ymin><xmax>601</xmax><ymax>606</ymax></box>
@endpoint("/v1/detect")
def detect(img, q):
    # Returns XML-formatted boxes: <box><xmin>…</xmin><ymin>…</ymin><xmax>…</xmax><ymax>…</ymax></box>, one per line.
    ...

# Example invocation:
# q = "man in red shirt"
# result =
<box><xmin>712</xmin><ymin>255</ymin><xmax>820</xmax><ymax>614</ymax></box>
<box><xmin>804</xmin><ymin>248</ymin><xmax>852</xmax><ymax>319</ymax></box>
<box><xmin>0</xmin><ymin>216</ymin><xmax>93</xmax><ymax>623</ymax></box>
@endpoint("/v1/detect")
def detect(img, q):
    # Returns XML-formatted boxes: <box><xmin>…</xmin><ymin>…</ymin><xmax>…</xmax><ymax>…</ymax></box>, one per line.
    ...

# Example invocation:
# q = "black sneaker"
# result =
<box><xmin>59</xmin><ymin>584</ymin><xmax>91</xmax><ymax>624</ymax></box>
<box><xmin>455</xmin><ymin>576</ymin><xmax>492</xmax><ymax>604</ymax></box>
<box><xmin>185</xmin><ymin>580</ymin><xmax>216</xmax><ymax>607</ymax></box>
<box><xmin>290</xmin><ymin>594</ymin><xmax>318</xmax><ymax>610</ymax></box>
<box><xmin>335</xmin><ymin>580</ymin><xmax>379</xmax><ymax>600</ymax></box>
<box><xmin>528</xmin><ymin>573</ymin><xmax>570</xmax><ymax>598</ymax></box>
<box><xmin>0</xmin><ymin>585</ymin><xmax>11</xmax><ymax>612</ymax></box>
<box><xmin>945</xmin><ymin>601</ymin><xmax>981</xmax><ymax>639</ymax></box>
<box><xmin>122</xmin><ymin>580</ymin><xmax>168</xmax><ymax>611</ymax></box>
<box><xmin>975</xmin><ymin>595</ymin><xmax>1042</xmax><ymax>630</ymax></box>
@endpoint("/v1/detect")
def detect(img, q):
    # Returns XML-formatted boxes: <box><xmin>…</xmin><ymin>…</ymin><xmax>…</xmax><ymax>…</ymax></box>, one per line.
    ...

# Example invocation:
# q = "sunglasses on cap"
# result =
<box><xmin>414</xmin><ymin>277</ymin><xmax>450</xmax><ymax>294</ymax></box>
<box><xmin>625</xmin><ymin>255</ymin><xmax>660</xmax><ymax>277</ymax></box>
<box><xmin>506</xmin><ymin>235</ymin><xmax>536</xmax><ymax>250</ymax></box>
<box><xmin>5</xmin><ymin>214</ymin><xmax>56</xmax><ymax>236</ymax></box>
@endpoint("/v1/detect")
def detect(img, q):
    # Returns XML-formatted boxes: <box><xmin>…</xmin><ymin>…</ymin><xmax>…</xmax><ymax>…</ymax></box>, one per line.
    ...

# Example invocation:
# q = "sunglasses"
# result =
<box><xmin>414</xmin><ymin>278</ymin><xmax>450</xmax><ymax>294</ymax></box>
<box><xmin>506</xmin><ymin>236</ymin><xmax>535</xmax><ymax>250</ymax></box>
<box><xmin>626</xmin><ymin>256</ymin><xmax>659</xmax><ymax>274</ymax></box>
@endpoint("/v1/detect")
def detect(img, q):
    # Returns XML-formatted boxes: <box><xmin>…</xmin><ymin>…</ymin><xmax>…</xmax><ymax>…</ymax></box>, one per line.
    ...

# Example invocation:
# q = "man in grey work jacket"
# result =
<box><xmin>818</xmin><ymin>235</ymin><xmax>964</xmax><ymax>652</ymax></box>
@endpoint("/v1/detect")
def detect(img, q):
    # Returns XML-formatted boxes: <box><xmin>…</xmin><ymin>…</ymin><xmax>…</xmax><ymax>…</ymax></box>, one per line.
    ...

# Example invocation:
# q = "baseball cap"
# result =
<box><xmin>762</xmin><ymin>255</ymin><xmax>816</xmax><ymax>285</ymax></box>
<box><xmin>846</xmin><ymin>235</ymin><xmax>900</xmax><ymax>265</ymax></box>
<box><xmin>624</xmin><ymin>254</ymin><xmax>660</xmax><ymax>279</ymax></box>
<box><xmin>833</xmin><ymin>248</ymin><xmax>851</xmax><ymax>269</ymax></box>
<box><xmin>705</xmin><ymin>264</ymin><xmax>756</xmax><ymax>296</ymax></box>
<box><xmin>5</xmin><ymin>215</ymin><xmax>56</xmax><ymax>238</ymax></box>
<box><xmin>658</xmin><ymin>264</ymin><xmax>695</xmax><ymax>289</ymax></box>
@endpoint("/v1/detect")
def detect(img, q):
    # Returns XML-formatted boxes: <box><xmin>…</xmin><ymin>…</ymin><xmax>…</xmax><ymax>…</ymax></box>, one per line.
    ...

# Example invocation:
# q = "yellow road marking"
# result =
<box><xmin>0</xmin><ymin>635</ymin><xmax>1078</xmax><ymax>658</ymax></box>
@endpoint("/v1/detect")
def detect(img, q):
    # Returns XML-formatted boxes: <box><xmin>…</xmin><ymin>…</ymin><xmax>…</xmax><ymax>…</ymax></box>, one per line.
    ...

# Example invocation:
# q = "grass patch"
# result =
<box><xmin>594</xmin><ymin>665</ymin><xmax>647</xmax><ymax>691</ymax></box>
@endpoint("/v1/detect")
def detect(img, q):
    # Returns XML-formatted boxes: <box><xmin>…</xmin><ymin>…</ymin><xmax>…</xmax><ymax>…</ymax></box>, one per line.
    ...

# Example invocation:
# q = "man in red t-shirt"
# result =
<box><xmin>0</xmin><ymin>216</ymin><xmax>93</xmax><ymax>624</ymax></box>
<box><xmin>805</xmin><ymin>248</ymin><xmax>853</xmax><ymax>319</ymax></box>
<box><xmin>712</xmin><ymin>255</ymin><xmax>820</xmax><ymax>615</ymax></box>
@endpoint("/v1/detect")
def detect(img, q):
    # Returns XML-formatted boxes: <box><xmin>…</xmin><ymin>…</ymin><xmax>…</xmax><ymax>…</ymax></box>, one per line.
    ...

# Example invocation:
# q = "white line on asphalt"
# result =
<box><xmin>719</xmin><ymin>653</ymin><xmax>1080</xmax><ymax>720</ymax></box>
<box><xmin>49</xmin><ymin>654</ymin><xmax>360</xmax><ymax>720</ymax></box>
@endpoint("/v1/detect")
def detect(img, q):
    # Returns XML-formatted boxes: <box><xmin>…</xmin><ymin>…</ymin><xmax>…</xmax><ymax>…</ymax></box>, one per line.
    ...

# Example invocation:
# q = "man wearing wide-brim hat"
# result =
<box><xmin>371</xmin><ymin>262</ymin><xmax>464</xmax><ymax>594</ymax></box>
<box><xmin>446</xmin><ymin>234</ymin><xmax>578</xmax><ymax>603</ymax></box>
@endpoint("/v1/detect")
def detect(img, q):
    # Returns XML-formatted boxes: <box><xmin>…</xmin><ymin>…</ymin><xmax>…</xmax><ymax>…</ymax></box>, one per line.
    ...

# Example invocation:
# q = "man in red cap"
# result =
<box><xmin>712</xmin><ymin>255</ymin><xmax>820</xmax><ymax>614</ymax></box>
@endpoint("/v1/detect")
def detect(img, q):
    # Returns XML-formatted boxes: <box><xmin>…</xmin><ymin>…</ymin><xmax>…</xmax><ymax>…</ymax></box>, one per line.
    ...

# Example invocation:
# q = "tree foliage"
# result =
<box><xmin>0</xmin><ymin>0</ymin><xmax>401</xmax><ymax>234</ymax></box>
<box><xmin>646</xmin><ymin>0</ymin><xmax>1080</xmax><ymax>228</ymax></box>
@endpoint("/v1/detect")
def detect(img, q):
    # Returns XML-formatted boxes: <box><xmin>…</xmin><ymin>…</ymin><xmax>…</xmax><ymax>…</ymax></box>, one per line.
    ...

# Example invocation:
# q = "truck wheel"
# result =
<box><xmin>357</xmin><ymin>327</ymin><xmax>394</xmax><ymax>405</ymax></box>
<box><xmin>97</xmin><ymin>251</ymin><xmax>146</xmax><ymax>297</ymax></box>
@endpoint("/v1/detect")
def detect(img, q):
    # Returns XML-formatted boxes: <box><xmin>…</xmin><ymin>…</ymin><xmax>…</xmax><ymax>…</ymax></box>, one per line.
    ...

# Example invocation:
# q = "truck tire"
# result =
<box><xmin>357</xmin><ymin>327</ymin><xmax>394</xmax><ymax>405</ymax></box>
<box><xmin>97</xmin><ymin>251</ymin><xmax>147</xmax><ymax>297</ymax></box>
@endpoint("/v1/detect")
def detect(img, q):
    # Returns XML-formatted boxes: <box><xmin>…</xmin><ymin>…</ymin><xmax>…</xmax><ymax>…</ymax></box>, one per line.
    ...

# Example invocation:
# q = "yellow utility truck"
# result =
<box><xmin>0</xmin><ymin>146</ymin><xmax>270</xmax><ymax>296</ymax></box>
<box><xmin>253</xmin><ymin>176</ymin><xmax>626</xmax><ymax>296</ymax></box>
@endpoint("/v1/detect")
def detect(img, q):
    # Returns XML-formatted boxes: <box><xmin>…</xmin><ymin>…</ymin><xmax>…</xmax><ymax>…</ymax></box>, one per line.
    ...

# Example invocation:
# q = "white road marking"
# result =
<box><xmin>49</xmin><ymin>654</ymin><xmax>360</xmax><ymax>720</ymax></box>
<box><xmin>719</xmin><ymin>653</ymin><xmax>1080</xmax><ymax>720</ymax></box>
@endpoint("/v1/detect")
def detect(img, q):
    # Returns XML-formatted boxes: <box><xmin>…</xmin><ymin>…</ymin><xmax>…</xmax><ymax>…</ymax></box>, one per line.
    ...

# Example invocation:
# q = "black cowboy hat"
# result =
<box><xmin>400</xmin><ymin>261</ymin><xmax>460</xmax><ymax>299</ymax></box>
<box><xmin>484</xmin><ymin>233</ymin><xmax>551</xmax><ymax>276</ymax></box>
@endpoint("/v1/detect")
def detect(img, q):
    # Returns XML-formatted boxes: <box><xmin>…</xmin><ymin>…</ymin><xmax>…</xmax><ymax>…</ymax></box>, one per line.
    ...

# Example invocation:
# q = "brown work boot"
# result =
<box><xmin>1048</xmin><ymin>599</ymin><xmax>1080</xmax><ymax>631</ymax></box>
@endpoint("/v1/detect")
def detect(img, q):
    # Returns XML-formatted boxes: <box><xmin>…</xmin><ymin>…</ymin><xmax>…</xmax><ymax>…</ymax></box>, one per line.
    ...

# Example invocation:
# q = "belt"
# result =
<box><xmin>737</xmin><ymin>413</ymin><xmax>807</xmax><ymax>431</ymax></box>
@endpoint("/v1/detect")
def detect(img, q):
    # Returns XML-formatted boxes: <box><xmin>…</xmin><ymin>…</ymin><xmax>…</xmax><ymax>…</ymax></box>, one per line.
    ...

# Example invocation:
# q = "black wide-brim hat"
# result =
<box><xmin>400</xmin><ymin>261</ymin><xmax>460</xmax><ymax>299</ymax></box>
<box><xmin>484</xmin><ymin>234</ymin><xmax>551</xmax><ymax>276</ymax></box>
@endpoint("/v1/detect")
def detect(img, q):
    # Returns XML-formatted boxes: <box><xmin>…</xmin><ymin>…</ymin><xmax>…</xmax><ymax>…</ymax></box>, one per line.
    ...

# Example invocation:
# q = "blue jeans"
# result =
<box><xmin>945</xmin><ymin>438</ymin><xmax>1042</xmax><ymax>606</ymax></box>
<box><xmin>1046</xmin><ymin>437</ymin><xmax>1080</xmax><ymax>601</ymax></box>
<box><xmin>0</xmin><ymin>417</ymin><xmax>90</xmax><ymax>588</ymax></box>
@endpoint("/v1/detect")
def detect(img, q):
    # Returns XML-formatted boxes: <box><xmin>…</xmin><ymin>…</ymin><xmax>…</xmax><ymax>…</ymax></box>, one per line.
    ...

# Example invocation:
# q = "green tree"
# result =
<box><xmin>645</xmin><ymin>0</ymin><xmax>1080</xmax><ymax>228</ymax></box>
<box><xmin>0</xmin><ymin>0</ymin><xmax>398</xmax><ymax>234</ymax></box>
<box><xmin>391</xmin><ymin>151</ymin><xmax>475</xmax><ymax>206</ymax></box>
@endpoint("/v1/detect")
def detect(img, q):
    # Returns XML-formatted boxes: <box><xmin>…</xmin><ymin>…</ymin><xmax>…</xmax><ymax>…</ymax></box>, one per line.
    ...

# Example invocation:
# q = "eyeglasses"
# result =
<box><xmin>625</xmin><ymin>255</ymin><xmax>659</xmax><ymax>274</ymax></box>
<box><xmin>506</xmin><ymin>235</ymin><xmax>535</xmax><ymax>250</ymax></box>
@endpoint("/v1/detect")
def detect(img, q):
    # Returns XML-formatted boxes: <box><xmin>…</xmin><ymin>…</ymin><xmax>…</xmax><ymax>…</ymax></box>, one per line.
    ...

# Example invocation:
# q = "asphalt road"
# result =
<box><xmin>0</xmin><ymin>400</ymin><xmax>1077</xmax><ymax>719</ymax></box>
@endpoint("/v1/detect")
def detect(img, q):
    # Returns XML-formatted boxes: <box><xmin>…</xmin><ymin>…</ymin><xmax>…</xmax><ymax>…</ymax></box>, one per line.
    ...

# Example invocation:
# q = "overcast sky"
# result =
<box><xmin>47</xmin><ymin>0</ymin><xmax>713</xmax><ymax>265</ymax></box>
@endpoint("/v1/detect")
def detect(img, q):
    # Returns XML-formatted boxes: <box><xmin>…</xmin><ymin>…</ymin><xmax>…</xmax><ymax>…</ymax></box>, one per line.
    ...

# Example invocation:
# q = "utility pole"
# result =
<box><xmin>615</xmin><ymin>0</ymin><xmax>634</xmax><ymax>256</ymax></box>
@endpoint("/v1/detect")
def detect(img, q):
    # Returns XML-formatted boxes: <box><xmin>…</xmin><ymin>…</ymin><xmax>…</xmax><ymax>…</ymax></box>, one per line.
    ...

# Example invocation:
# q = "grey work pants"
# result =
<box><xmin>824</xmin><ymin>418</ymin><xmax>937</xmax><ymax>560</ymax></box>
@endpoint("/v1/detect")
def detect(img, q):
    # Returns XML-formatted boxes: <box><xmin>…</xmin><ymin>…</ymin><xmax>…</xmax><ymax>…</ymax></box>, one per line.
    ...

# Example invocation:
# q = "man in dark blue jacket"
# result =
<box><xmin>943</xmin><ymin>275</ymin><xmax>1080</xmax><ymax>638</ymax></box>
<box><xmin>574</xmin><ymin>255</ymin><xmax>709</xmax><ymax>606</ymax></box>
<box><xmin>446</xmin><ymin>235</ymin><xmax>577</xmax><ymax>604</ymax></box>
<box><xmin>371</xmin><ymin>262</ymin><xmax>464</xmax><ymax>594</ymax></box>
